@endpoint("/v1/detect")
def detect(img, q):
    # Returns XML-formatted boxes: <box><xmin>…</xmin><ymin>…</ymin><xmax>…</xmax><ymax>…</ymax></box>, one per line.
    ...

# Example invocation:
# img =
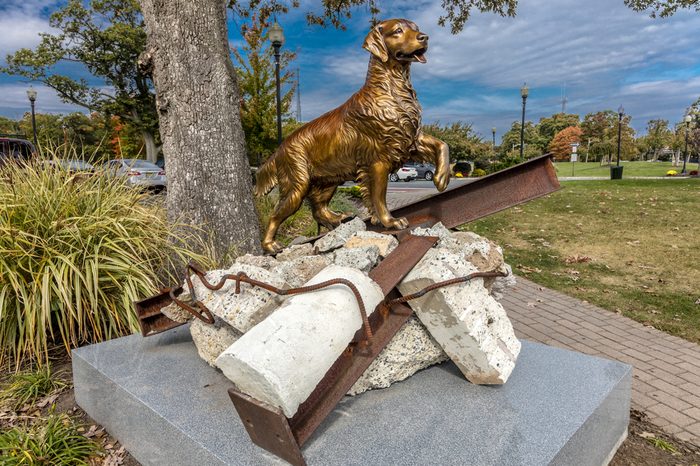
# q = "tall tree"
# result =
<box><xmin>642</xmin><ymin>119</ymin><xmax>673</xmax><ymax>161</ymax></box>
<box><xmin>536</xmin><ymin>113</ymin><xmax>580</xmax><ymax>150</ymax></box>
<box><xmin>137</xmin><ymin>0</ymin><xmax>519</xmax><ymax>259</ymax></box>
<box><xmin>498</xmin><ymin>121</ymin><xmax>542</xmax><ymax>158</ymax></box>
<box><xmin>138</xmin><ymin>0</ymin><xmax>261</xmax><ymax>259</ymax></box>
<box><xmin>548</xmin><ymin>126</ymin><xmax>582</xmax><ymax>161</ymax></box>
<box><xmin>1</xmin><ymin>0</ymin><xmax>161</xmax><ymax>162</ymax></box>
<box><xmin>580</xmin><ymin>110</ymin><xmax>636</xmax><ymax>163</ymax></box>
<box><xmin>422</xmin><ymin>122</ymin><xmax>487</xmax><ymax>161</ymax></box>
<box><xmin>232</xmin><ymin>15</ymin><xmax>296</xmax><ymax>167</ymax></box>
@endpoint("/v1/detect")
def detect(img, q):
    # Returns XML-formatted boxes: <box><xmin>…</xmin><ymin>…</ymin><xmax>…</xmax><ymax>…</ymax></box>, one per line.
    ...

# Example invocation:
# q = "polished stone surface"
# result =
<box><xmin>73</xmin><ymin>326</ymin><xmax>631</xmax><ymax>465</ymax></box>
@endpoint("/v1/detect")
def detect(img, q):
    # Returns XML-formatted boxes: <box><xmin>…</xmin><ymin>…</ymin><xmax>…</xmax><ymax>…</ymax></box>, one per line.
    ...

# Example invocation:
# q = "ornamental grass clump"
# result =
<box><xmin>0</xmin><ymin>158</ymin><xmax>208</xmax><ymax>368</ymax></box>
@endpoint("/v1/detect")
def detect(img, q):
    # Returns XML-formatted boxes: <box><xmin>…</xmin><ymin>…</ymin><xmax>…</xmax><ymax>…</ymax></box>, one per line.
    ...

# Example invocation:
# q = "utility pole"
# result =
<box><xmin>296</xmin><ymin>67</ymin><xmax>302</xmax><ymax>122</ymax></box>
<box><xmin>561</xmin><ymin>84</ymin><xmax>567</xmax><ymax>114</ymax></box>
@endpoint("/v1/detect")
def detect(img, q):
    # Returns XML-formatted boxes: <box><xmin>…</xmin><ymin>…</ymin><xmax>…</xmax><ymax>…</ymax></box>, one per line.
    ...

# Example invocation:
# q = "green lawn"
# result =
<box><xmin>466</xmin><ymin>179</ymin><xmax>700</xmax><ymax>344</ymax></box>
<box><xmin>554</xmin><ymin>160</ymin><xmax>698</xmax><ymax>178</ymax></box>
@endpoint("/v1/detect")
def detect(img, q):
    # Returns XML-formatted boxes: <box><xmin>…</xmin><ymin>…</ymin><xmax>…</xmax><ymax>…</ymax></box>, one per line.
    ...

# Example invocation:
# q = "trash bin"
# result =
<box><xmin>610</xmin><ymin>166</ymin><xmax>624</xmax><ymax>180</ymax></box>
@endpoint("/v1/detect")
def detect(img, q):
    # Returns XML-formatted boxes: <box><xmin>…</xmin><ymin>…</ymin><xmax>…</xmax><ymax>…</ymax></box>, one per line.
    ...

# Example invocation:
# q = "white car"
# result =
<box><xmin>389</xmin><ymin>166</ymin><xmax>418</xmax><ymax>182</ymax></box>
<box><xmin>104</xmin><ymin>159</ymin><xmax>167</xmax><ymax>191</ymax></box>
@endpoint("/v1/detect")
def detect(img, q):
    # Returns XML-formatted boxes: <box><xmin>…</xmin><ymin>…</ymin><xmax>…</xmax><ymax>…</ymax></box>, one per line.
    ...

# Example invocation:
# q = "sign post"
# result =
<box><xmin>570</xmin><ymin>143</ymin><xmax>580</xmax><ymax>176</ymax></box>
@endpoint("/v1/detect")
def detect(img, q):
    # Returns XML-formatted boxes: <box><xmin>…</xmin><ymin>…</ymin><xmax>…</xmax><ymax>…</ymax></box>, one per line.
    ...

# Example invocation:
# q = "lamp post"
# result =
<box><xmin>519</xmin><ymin>83</ymin><xmax>528</xmax><ymax>162</ymax></box>
<box><xmin>616</xmin><ymin>105</ymin><xmax>623</xmax><ymax>167</ymax></box>
<box><xmin>610</xmin><ymin>105</ymin><xmax>624</xmax><ymax>179</ymax></box>
<box><xmin>682</xmin><ymin>114</ymin><xmax>691</xmax><ymax>175</ymax></box>
<box><xmin>26</xmin><ymin>86</ymin><xmax>38</xmax><ymax>147</ymax></box>
<box><xmin>491</xmin><ymin>127</ymin><xmax>496</xmax><ymax>151</ymax></box>
<box><xmin>269</xmin><ymin>22</ymin><xmax>284</xmax><ymax>146</ymax></box>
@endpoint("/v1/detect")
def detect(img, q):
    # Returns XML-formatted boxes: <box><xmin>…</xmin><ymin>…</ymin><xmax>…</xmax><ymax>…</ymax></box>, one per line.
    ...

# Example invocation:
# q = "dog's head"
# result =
<box><xmin>363</xmin><ymin>19</ymin><xmax>428</xmax><ymax>64</ymax></box>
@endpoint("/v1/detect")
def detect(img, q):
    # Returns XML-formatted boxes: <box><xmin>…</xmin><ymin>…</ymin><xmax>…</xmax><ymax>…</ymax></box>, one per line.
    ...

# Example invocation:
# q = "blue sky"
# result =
<box><xmin>1</xmin><ymin>0</ymin><xmax>700</xmax><ymax>140</ymax></box>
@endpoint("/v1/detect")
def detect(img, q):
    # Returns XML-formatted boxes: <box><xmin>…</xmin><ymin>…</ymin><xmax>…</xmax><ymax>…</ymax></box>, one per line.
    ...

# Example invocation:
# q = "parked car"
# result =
<box><xmin>389</xmin><ymin>165</ymin><xmax>418</xmax><ymax>182</ymax></box>
<box><xmin>44</xmin><ymin>159</ymin><xmax>95</xmax><ymax>173</ymax></box>
<box><xmin>403</xmin><ymin>161</ymin><xmax>436</xmax><ymax>180</ymax></box>
<box><xmin>0</xmin><ymin>135</ymin><xmax>36</xmax><ymax>168</ymax></box>
<box><xmin>103</xmin><ymin>158</ymin><xmax>167</xmax><ymax>191</ymax></box>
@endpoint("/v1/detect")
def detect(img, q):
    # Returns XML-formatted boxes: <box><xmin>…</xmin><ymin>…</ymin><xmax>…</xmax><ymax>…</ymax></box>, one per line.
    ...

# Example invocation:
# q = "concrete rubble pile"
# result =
<box><xmin>162</xmin><ymin>217</ymin><xmax>521</xmax><ymax>416</ymax></box>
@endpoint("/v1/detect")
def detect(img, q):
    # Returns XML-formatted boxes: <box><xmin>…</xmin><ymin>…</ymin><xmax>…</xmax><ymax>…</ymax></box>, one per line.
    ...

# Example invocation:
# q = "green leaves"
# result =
<box><xmin>0</xmin><ymin>154</ymin><xmax>210</xmax><ymax>369</ymax></box>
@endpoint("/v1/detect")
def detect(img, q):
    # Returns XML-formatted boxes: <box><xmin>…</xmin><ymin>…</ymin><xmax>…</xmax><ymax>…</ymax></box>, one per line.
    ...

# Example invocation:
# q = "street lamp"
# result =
<box><xmin>616</xmin><ymin>105</ymin><xmax>624</xmax><ymax>167</ymax></box>
<box><xmin>682</xmin><ymin>114</ymin><xmax>691</xmax><ymax>175</ymax></box>
<box><xmin>611</xmin><ymin>105</ymin><xmax>624</xmax><ymax>179</ymax></box>
<box><xmin>519</xmin><ymin>83</ymin><xmax>528</xmax><ymax>162</ymax></box>
<box><xmin>26</xmin><ymin>86</ymin><xmax>38</xmax><ymax>147</ymax></box>
<box><xmin>269</xmin><ymin>22</ymin><xmax>284</xmax><ymax>146</ymax></box>
<box><xmin>491</xmin><ymin>127</ymin><xmax>496</xmax><ymax>150</ymax></box>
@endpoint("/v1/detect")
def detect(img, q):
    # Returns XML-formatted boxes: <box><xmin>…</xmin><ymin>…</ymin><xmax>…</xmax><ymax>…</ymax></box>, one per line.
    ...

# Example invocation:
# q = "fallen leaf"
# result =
<box><xmin>638</xmin><ymin>431</ymin><xmax>655</xmax><ymax>439</ymax></box>
<box><xmin>564</xmin><ymin>255</ymin><xmax>591</xmax><ymax>264</ymax></box>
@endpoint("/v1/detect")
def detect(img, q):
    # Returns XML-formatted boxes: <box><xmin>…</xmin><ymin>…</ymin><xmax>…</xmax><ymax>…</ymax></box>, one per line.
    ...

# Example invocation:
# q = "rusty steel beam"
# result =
<box><xmin>370</xmin><ymin>154</ymin><xmax>560</xmax><ymax>231</ymax></box>
<box><xmin>228</xmin><ymin>234</ymin><xmax>437</xmax><ymax>465</ymax></box>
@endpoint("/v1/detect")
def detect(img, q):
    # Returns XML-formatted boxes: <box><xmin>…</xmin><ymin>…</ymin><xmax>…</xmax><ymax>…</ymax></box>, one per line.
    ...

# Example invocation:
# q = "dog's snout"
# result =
<box><xmin>417</xmin><ymin>33</ymin><xmax>428</xmax><ymax>42</ymax></box>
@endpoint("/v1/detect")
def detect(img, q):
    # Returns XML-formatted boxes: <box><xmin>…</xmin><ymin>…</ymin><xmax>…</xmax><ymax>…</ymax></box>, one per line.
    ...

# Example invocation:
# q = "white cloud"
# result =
<box><xmin>296</xmin><ymin>0</ymin><xmax>700</xmax><ymax>134</ymax></box>
<box><xmin>0</xmin><ymin>83</ymin><xmax>85</xmax><ymax>117</ymax></box>
<box><xmin>0</xmin><ymin>1</ymin><xmax>60</xmax><ymax>60</ymax></box>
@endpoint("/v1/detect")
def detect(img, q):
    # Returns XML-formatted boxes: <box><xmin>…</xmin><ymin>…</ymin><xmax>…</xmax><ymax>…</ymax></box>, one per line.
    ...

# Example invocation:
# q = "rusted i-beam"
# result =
<box><xmin>370</xmin><ymin>153</ymin><xmax>560</xmax><ymax>231</ymax></box>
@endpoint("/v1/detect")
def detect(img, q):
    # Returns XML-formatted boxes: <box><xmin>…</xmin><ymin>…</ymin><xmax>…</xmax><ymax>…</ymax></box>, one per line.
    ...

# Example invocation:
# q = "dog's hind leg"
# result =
<box><xmin>307</xmin><ymin>184</ymin><xmax>352</xmax><ymax>230</ymax></box>
<box><xmin>262</xmin><ymin>182</ymin><xmax>309</xmax><ymax>254</ymax></box>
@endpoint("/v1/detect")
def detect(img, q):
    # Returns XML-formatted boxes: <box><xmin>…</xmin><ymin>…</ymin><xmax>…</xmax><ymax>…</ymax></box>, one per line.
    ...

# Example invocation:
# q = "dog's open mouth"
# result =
<box><xmin>396</xmin><ymin>47</ymin><xmax>427</xmax><ymax>63</ymax></box>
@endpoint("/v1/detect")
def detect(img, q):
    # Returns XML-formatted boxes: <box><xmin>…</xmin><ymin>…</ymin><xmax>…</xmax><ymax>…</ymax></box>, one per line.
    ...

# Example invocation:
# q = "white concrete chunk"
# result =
<box><xmin>274</xmin><ymin>254</ymin><xmax>331</xmax><ymax>287</ymax></box>
<box><xmin>313</xmin><ymin>217</ymin><xmax>366</xmax><ymax>252</ymax></box>
<box><xmin>276</xmin><ymin>243</ymin><xmax>314</xmax><ymax>261</ymax></box>
<box><xmin>329</xmin><ymin>245</ymin><xmax>380</xmax><ymax>273</ymax></box>
<box><xmin>215</xmin><ymin>265</ymin><xmax>384</xmax><ymax>417</ymax></box>
<box><xmin>398</xmin><ymin>248</ymin><xmax>521</xmax><ymax>384</ymax></box>
<box><xmin>344</xmin><ymin>230</ymin><xmax>399</xmax><ymax>258</ymax></box>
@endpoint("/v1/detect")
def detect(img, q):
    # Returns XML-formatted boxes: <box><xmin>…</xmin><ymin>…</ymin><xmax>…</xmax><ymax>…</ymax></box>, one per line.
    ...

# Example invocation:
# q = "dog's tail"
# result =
<box><xmin>254</xmin><ymin>156</ymin><xmax>278</xmax><ymax>196</ymax></box>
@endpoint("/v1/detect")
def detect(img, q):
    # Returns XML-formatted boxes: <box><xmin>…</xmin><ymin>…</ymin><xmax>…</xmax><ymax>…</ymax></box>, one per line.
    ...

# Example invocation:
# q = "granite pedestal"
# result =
<box><xmin>73</xmin><ymin>326</ymin><xmax>631</xmax><ymax>465</ymax></box>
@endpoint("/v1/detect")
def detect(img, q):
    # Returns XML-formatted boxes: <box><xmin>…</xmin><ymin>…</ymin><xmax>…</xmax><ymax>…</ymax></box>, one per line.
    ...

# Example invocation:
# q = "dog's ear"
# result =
<box><xmin>363</xmin><ymin>25</ymin><xmax>388</xmax><ymax>63</ymax></box>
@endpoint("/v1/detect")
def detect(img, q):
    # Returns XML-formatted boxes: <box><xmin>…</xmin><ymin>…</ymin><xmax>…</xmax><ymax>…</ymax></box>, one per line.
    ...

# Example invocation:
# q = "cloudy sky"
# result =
<box><xmin>1</xmin><ymin>0</ymin><xmax>699</xmax><ymax>139</ymax></box>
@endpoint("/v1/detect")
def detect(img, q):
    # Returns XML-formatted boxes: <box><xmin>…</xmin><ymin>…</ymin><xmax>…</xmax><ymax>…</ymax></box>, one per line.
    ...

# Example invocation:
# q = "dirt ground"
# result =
<box><xmin>15</xmin><ymin>359</ymin><xmax>694</xmax><ymax>465</ymax></box>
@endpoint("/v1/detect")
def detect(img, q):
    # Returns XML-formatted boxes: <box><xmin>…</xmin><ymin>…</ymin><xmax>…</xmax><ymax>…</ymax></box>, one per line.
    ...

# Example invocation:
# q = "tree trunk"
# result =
<box><xmin>142</xmin><ymin>130</ymin><xmax>160</xmax><ymax>163</ymax></box>
<box><xmin>139</xmin><ymin>0</ymin><xmax>262</xmax><ymax>260</ymax></box>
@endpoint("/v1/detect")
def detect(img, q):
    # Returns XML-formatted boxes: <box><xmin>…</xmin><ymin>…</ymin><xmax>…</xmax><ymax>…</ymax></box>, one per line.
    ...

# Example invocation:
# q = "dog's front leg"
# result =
<box><xmin>418</xmin><ymin>133</ymin><xmax>450</xmax><ymax>192</ymax></box>
<box><xmin>368</xmin><ymin>161</ymin><xmax>408</xmax><ymax>230</ymax></box>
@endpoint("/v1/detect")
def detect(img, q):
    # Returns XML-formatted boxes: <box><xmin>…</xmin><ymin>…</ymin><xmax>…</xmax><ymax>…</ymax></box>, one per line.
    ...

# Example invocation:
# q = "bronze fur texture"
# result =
<box><xmin>255</xmin><ymin>18</ymin><xmax>450</xmax><ymax>253</ymax></box>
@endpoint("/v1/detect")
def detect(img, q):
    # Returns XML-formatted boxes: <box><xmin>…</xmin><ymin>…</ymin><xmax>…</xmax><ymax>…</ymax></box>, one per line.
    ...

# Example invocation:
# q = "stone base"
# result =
<box><xmin>73</xmin><ymin>326</ymin><xmax>631</xmax><ymax>466</ymax></box>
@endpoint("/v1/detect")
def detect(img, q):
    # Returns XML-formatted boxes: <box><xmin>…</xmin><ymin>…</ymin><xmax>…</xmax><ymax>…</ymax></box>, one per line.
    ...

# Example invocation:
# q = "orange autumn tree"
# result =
<box><xmin>549</xmin><ymin>126</ymin><xmax>582</xmax><ymax>161</ymax></box>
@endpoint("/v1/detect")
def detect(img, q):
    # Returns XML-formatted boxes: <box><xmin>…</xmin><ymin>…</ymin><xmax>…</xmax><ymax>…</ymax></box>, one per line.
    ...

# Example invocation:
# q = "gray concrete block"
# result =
<box><xmin>73</xmin><ymin>327</ymin><xmax>630</xmax><ymax>466</ymax></box>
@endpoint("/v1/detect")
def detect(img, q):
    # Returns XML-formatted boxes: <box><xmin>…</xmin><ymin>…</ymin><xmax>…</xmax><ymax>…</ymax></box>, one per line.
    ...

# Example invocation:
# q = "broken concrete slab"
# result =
<box><xmin>329</xmin><ymin>245</ymin><xmax>380</xmax><ymax>273</ymax></box>
<box><xmin>275</xmin><ymin>254</ymin><xmax>331</xmax><ymax>288</ymax></box>
<box><xmin>313</xmin><ymin>217</ymin><xmax>365</xmax><ymax>252</ymax></box>
<box><xmin>190</xmin><ymin>317</ymin><xmax>241</xmax><ymax>367</ymax></box>
<box><xmin>398</xmin><ymin>247</ymin><xmax>521</xmax><ymax>384</ymax></box>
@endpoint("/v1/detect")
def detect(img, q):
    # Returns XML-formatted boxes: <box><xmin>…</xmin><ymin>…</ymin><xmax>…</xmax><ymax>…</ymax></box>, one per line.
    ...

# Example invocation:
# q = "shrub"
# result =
<box><xmin>472</xmin><ymin>168</ymin><xmax>487</xmax><ymax>177</ymax></box>
<box><xmin>488</xmin><ymin>155</ymin><xmax>521</xmax><ymax>174</ymax></box>
<box><xmin>0</xmin><ymin>412</ymin><xmax>101</xmax><ymax>465</ymax></box>
<box><xmin>0</xmin><ymin>365</ymin><xmax>67</xmax><ymax>411</ymax></box>
<box><xmin>689</xmin><ymin>170</ymin><xmax>699</xmax><ymax>176</ymax></box>
<box><xmin>0</xmin><ymin>159</ymin><xmax>209</xmax><ymax>368</ymax></box>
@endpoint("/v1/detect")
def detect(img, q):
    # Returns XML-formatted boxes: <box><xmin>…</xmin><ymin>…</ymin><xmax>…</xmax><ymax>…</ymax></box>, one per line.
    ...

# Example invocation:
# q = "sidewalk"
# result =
<box><xmin>385</xmin><ymin>191</ymin><xmax>700</xmax><ymax>445</ymax></box>
<box><xmin>501</xmin><ymin>277</ymin><xmax>700</xmax><ymax>444</ymax></box>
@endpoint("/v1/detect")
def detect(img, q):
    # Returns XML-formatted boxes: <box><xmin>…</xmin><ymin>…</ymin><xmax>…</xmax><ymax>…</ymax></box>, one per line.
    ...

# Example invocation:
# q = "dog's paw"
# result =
<box><xmin>434</xmin><ymin>171</ymin><xmax>450</xmax><ymax>192</ymax></box>
<box><xmin>384</xmin><ymin>216</ymin><xmax>409</xmax><ymax>230</ymax></box>
<box><xmin>262</xmin><ymin>240</ymin><xmax>284</xmax><ymax>255</ymax></box>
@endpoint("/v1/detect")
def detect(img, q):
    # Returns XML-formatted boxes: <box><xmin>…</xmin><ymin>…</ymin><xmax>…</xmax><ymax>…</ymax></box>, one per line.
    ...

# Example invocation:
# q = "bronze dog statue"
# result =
<box><xmin>255</xmin><ymin>18</ymin><xmax>450</xmax><ymax>253</ymax></box>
